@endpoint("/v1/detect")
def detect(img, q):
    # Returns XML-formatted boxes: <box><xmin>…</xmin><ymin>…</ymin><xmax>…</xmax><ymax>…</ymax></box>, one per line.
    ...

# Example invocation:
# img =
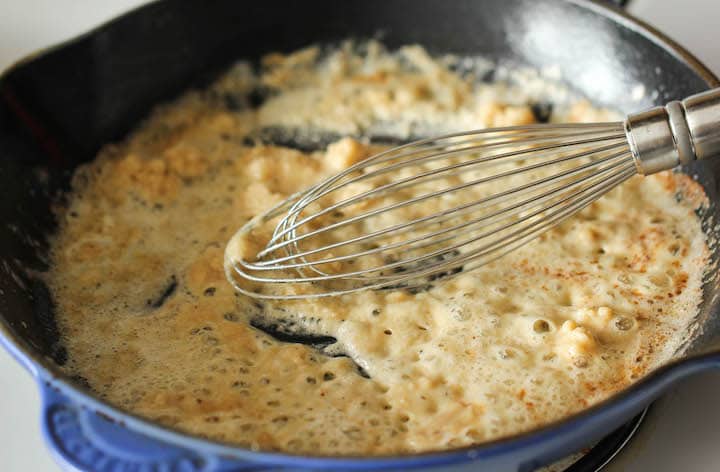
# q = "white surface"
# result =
<box><xmin>0</xmin><ymin>0</ymin><xmax>148</xmax><ymax>71</ymax></box>
<box><xmin>0</xmin><ymin>1</ymin><xmax>719</xmax><ymax>471</ymax></box>
<box><xmin>629</xmin><ymin>0</ymin><xmax>720</xmax><ymax>75</ymax></box>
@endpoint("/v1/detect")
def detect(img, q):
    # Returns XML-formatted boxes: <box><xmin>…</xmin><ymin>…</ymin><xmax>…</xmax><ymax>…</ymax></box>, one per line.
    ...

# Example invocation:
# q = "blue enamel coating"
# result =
<box><xmin>41</xmin><ymin>387</ymin><xmax>209</xmax><ymax>472</ymax></box>
<box><xmin>3</xmin><ymin>323</ymin><xmax>720</xmax><ymax>471</ymax></box>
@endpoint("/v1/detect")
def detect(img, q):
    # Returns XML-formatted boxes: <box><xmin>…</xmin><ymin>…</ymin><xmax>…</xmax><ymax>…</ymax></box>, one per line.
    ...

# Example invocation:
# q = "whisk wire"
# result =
<box><xmin>250</xmin><ymin>148</ymin><xmax>631</xmax><ymax>269</ymax></box>
<box><xmin>265</xmin><ymin>130</ymin><xmax>627</xmax><ymax>259</ymax></box>
<box><xmin>226</xmin><ymin>123</ymin><xmax>641</xmax><ymax>299</ymax></box>
<box><xmin>262</xmin><ymin>135</ymin><xmax>627</xmax><ymax>255</ymax></box>
<box><xmin>227</xmin><ymin>164</ymin><xmax>635</xmax><ymax>300</ymax></box>
<box><xmin>233</xmin><ymin>159</ymin><xmax>635</xmax><ymax>286</ymax></box>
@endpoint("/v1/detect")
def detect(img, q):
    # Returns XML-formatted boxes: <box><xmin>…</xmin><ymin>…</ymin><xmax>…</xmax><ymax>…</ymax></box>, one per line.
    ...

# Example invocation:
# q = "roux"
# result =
<box><xmin>47</xmin><ymin>42</ymin><xmax>708</xmax><ymax>455</ymax></box>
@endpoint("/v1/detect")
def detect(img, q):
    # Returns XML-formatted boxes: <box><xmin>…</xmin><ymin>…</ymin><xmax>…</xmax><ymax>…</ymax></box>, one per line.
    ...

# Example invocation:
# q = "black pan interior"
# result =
<box><xmin>0</xmin><ymin>0</ymin><xmax>718</xmax><ymax>373</ymax></box>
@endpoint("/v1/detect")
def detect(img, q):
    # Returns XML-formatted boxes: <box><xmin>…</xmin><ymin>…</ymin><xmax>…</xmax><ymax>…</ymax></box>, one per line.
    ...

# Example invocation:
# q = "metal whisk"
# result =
<box><xmin>225</xmin><ymin>89</ymin><xmax>720</xmax><ymax>299</ymax></box>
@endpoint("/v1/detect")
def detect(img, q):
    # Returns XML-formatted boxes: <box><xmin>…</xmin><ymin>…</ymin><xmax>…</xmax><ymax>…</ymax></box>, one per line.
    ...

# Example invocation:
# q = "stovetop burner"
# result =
<box><xmin>542</xmin><ymin>407</ymin><xmax>648</xmax><ymax>472</ymax></box>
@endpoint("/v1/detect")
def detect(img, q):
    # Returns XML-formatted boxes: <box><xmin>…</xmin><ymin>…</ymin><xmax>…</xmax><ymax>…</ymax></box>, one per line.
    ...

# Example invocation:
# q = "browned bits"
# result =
<box><xmin>498</xmin><ymin>348</ymin><xmax>514</xmax><ymax>360</ymax></box>
<box><xmin>223</xmin><ymin>313</ymin><xmax>240</xmax><ymax>322</ymax></box>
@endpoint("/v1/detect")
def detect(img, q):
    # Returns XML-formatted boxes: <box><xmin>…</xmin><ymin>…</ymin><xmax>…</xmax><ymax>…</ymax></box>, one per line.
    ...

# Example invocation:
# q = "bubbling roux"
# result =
<box><xmin>48</xmin><ymin>42</ymin><xmax>709</xmax><ymax>455</ymax></box>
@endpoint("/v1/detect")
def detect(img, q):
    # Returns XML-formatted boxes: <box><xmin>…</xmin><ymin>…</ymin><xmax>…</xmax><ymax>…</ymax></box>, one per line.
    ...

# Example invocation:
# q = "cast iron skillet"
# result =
<box><xmin>0</xmin><ymin>0</ymin><xmax>719</xmax><ymax>471</ymax></box>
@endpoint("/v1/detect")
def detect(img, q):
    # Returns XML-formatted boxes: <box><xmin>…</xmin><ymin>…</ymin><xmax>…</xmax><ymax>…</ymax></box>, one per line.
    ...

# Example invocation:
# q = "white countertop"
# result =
<box><xmin>1</xmin><ymin>1</ymin><xmax>719</xmax><ymax>471</ymax></box>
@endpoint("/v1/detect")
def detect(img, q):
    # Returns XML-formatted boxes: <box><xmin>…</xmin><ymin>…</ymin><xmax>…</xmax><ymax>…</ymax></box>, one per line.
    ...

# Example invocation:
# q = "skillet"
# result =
<box><xmin>1</xmin><ymin>0</ymin><xmax>719</xmax><ymax>470</ymax></box>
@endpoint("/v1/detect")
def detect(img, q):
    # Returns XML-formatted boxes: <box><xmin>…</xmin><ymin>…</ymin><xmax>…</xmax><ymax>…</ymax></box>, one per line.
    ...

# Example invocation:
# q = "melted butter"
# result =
<box><xmin>47</xmin><ymin>42</ymin><xmax>708</xmax><ymax>455</ymax></box>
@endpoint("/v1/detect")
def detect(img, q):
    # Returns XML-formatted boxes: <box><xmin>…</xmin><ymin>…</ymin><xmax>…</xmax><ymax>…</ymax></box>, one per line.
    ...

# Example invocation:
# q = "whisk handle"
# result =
<box><xmin>625</xmin><ymin>88</ymin><xmax>720</xmax><ymax>175</ymax></box>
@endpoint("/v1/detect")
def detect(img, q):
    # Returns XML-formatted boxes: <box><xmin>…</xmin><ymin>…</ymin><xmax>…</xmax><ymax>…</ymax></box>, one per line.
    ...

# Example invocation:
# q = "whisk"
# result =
<box><xmin>225</xmin><ymin>89</ymin><xmax>720</xmax><ymax>299</ymax></box>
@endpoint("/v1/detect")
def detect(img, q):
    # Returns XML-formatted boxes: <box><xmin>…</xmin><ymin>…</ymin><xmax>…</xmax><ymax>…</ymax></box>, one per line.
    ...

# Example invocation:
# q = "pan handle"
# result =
<box><xmin>38</xmin><ymin>383</ymin><xmax>262</xmax><ymax>472</ymax></box>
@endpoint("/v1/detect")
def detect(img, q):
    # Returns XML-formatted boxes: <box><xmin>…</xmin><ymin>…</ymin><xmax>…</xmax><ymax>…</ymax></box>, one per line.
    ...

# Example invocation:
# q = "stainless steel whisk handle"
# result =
<box><xmin>625</xmin><ymin>88</ymin><xmax>720</xmax><ymax>175</ymax></box>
